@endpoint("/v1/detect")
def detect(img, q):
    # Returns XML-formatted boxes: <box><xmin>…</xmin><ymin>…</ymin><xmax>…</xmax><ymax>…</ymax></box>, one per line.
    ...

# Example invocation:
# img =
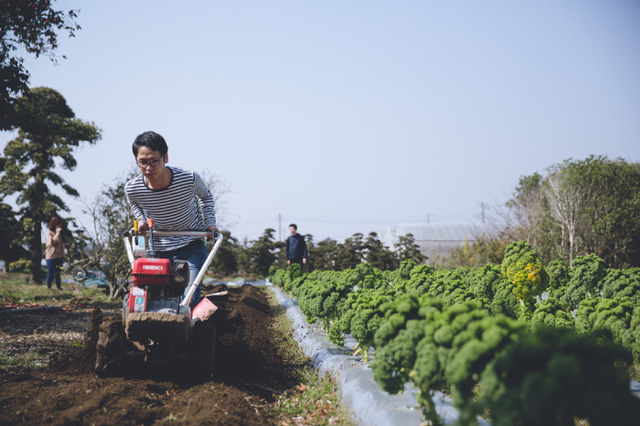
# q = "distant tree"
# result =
<box><xmin>210</xmin><ymin>230</ymin><xmax>239</xmax><ymax>277</ymax></box>
<box><xmin>309</xmin><ymin>238</ymin><xmax>338</xmax><ymax>271</ymax></box>
<box><xmin>272</xmin><ymin>236</ymin><xmax>288</xmax><ymax>270</ymax></box>
<box><xmin>199</xmin><ymin>170</ymin><xmax>233</xmax><ymax>231</ymax></box>
<box><xmin>0</xmin><ymin>200</ymin><xmax>26</xmax><ymax>271</ymax></box>
<box><xmin>569</xmin><ymin>157</ymin><xmax>640</xmax><ymax>268</ymax></box>
<box><xmin>505</xmin><ymin>156</ymin><xmax>640</xmax><ymax>268</ymax></box>
<box><xmin>502</xmin><ymin>173</ymin><xmax>559</xmax><ymax>260</ymax></box>
<box><xmin>234</xmin><ymin>236</ymin><xmax>250</xmax><ymax>276</ymax></box>
<box><xmin>58</xmin><ymin>216</ymin><xmax>88</xmax><ymax>268</ymax></box>
<box><xmin>364</xmin><ymin>232</ymin><xmax>397</xmax><ymax>270</ymax></box>
<box><xmin>442</xmin><ymin>234</ymin><xmax>505</xmax><ymax>268</ymax></box>
<box><xmin>1</xmin><ymin>1</ymin><xmax>81</xmax><ymax>130</ymax></box>
<box><xmin>394</xmin><ymin>233</ymin><xmax>427</xmax><ymax>264</ymax></box>
<box><xmin>0</xmin><ymin>87</ymin><xmax>101</xmax><ymax>283</ymax></box>
<box><xmin>334</xmin><ymin>232</ymin><xmax>365</xmax><ymax>270</ymax></box>
<box><xmin>78</xmin><ymin>173</ymin><xmax>133</xmax><ymax>300</ymax></box>
<box><xmin>196</xmin><ymin>171</ymin><xmax>239</xmax><ymax>275</ymax></box>
<box><xmin>543</xmin><ymin>163</ymin><xmax>585</xmax><ymax>266</ymax></box>
<box><xmin>246</xmin><ymin>228</ymin><xmax>278</xmax><ymax>277</ymax></box>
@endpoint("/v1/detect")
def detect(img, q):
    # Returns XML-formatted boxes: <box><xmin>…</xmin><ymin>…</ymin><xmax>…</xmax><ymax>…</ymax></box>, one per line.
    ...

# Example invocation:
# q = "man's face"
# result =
<box><xmin>136</xmin><ymin>146</ymin><xmax>166</xmax><ymax>180</ymax></box>
<box><xmin>289</xmin><ymin>226</ymin><xmax>297</xmax><ymax>236</ymax></box>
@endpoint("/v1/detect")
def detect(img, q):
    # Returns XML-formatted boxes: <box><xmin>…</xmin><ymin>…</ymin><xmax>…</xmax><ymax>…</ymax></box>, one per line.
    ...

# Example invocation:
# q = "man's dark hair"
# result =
<box><xmin>132</xmin><ymin>131</ymin><xmax>168</xmax><ymax>157</ymax></box>
<box><xmin>289</xmin><ymin>223</ymin><xmax>297</xmax><ymax>230</ymax></box>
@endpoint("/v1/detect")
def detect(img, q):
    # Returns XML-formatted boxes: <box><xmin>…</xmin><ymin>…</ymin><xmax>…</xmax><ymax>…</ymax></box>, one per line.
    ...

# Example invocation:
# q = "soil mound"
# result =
<box><xmin>0</xmin><ymin>284</ymin><xmax>301</xmax><ymax>425</ymax></box>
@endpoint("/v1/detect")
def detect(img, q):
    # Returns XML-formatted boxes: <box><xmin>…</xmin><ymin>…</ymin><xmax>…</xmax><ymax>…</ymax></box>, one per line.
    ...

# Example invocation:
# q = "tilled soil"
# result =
<box><xmin>0</xmin><ymin>284</ymin><xmax>305</xmax><ymax>425</ymax></box>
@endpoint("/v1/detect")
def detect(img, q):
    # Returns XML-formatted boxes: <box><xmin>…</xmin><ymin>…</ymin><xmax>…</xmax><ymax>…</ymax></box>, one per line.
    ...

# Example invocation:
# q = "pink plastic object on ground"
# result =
<box><xmin>191</xmin><ymin>297</ymin><xmax>218</xmax><ymax>321</ymax></box>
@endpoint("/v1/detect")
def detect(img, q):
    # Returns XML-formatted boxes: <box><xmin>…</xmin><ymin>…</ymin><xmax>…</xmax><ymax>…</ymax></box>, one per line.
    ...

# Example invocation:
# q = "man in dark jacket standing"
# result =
<box><xmin>285</xmin><ymin>223</ymin><xmax>307</xmax><ymax>269</ymax></box>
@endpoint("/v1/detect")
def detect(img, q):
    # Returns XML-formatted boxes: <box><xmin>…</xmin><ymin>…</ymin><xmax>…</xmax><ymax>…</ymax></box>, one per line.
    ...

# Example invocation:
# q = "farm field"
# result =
<box><xmin>0</xmin><ymin>281</ymin><xmax>350</xmax><ymax>425</ymax></box>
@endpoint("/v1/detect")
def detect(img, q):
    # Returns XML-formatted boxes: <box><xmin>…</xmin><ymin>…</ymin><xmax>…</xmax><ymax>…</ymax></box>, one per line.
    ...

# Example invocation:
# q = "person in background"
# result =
<box><xmin>124</xmin><ymin>131</ymin><xmax>218</xmax><ymax>310</ymax></box>
<box><xmin>285</xmin><ymin>223</ymin><xmax>307</xmax><ymax>270</ymax></box>
<box><xmin>45</xmin><ymin>216</ymin><xmax>65</xmax><ymax>290</ymax></box>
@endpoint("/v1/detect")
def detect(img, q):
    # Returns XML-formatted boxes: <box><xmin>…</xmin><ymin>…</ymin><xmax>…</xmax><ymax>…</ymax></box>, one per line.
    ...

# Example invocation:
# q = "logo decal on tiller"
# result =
<box><xmin>142</xmin><ymin>265</ymin><xmax>165</xmax><ymax>271</ymax></box>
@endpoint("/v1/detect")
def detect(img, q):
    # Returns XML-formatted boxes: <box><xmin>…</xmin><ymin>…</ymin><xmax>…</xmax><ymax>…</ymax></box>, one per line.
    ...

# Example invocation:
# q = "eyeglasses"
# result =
<box><xmin>136</xmin><ymin>157</ymin><xmax>163</xmax><ymax>168</ymax></box>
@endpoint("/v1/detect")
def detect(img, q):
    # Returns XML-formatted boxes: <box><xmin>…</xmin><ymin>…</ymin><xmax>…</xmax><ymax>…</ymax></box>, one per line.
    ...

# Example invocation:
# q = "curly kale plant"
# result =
<box><xmin>296</xmin><ymin>275</ymin><xmax>352</xmax><ymax>338</ymax></box>
<box><xmin>623</xmin><ymin>307</ymin><xmax>640</xmax><ymax>364</ymax></box>
<box><xmin>601</xmin><ymin>267</ymin><xmax>640</xmax><ymax>305</ymax></box>
<box><xmin>480</xmin><ymin>326</ymin><xmax>640</xmax><ymax>426</ymax></box>
<box><xmin>412</xmin><ymin>301</ymin><xmax>491</xmax><ymax>421</ymax></box>
<box><xmin>530</xmin><ymin>297</ymin><xmax>575</xmax><ymax>331</ymax></box>
<box><xmin>444</xmin><ymin>315</ymin><xmax>526</xmax><ymax>424</ymax></box>
<box><xmin>347</xmin><ymin>262</ymin><xmax>387</xmax><ymax>290</ymax></box>
<box><xmin>501</xmin><ymin>241</ymin><xmax>549</xmax><ymax>320</ymax></box>
<box><xmin>545</xmin><ymin>259</ymin><xmax>571</xmax><ymax>299</ymax></box>
<box><xmin>401</xmin><ymin>263</ymin><xmax>433</xmax><ymax>295</ymax></box>
<box><xmin>469</xmin><ymin>264</ymin><xmax>498</xmax><ymax>303</ymax></box>
<box><xmin>371</xmin><ymin>295</ymin><xmax>440</xmax><ymax>394</ymax></box>
<box><xmin>560</xmin><ymin>253</ymin><xmax>606</xmax><ymax>309</ymax></box>
<box><xmin>470</xmin><ymin>264</ymin><xmax>518</xmax><ymax>317</ymax></box>
<box><xmin>574</xmin><ymin>295</ymin><xmax>640</xmax><ymax>363</ymax></box>
<box><xmin>398</xmin><ymin>258</ymin><xmax>417</xmax><ymax>279</ymax></box>
<box><xmin>372</xmin><ymin>318</ymin><xmax>426</xmax><ymax>395</ymax></box>
<box><xmin>337</xmin><ymin>288</ymin><xmax>394</xmax><ymax>360</ymax></box>
<box><xmin>575</xmin><ymin>296</ymin><xmax>637</xmax><ymax>354</ymax></box>
<box><xmin>426</xmin><ymin>269</ymin><xmax>477</xmax><ymax>306</ymax></box>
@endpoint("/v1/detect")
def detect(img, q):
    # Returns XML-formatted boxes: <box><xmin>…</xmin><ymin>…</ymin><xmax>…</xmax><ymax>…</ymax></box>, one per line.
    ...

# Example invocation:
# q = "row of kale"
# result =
<box><xmin>269</xmin><ymin>241</ymin><xmax>640</xmax><ymax>425</ymax></box>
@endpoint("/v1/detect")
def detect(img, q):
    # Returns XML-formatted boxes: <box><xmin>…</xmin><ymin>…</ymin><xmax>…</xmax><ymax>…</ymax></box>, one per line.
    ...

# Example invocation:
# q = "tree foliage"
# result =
<box><xmin>244</xmin><ymin>228</ymin><xmax>279</xmax><ymax>277</ymax></box>
<box><xmin>506</xmin><ymin>156</ymin><xmax>640</xmax><ymax>268</ymax></box>
<box><xmin>210</xmin><ymin>230</ymin><xmax>239</xmax><ymax>277</ymax></box>
<box><xmin>0</xmin><ymin>200</ymin><xmax>26</xmax><ymax>270</ymax></box>
<box><xmin>333</xmin><ymin>232</ymin><xmax>366</xmax><ymax>270</ymax></box>
<box><xmin>308</xmin><ymin>237</ymin><xmax>338</xmax><ymax>271</ymax></box>
<box><xmin>1</xmin><ymin>0</ymin><xmax>81</xmax><ymax>129</ymax></box>
<box><xmin>393</xmin><ymin>233</ymin><xmax>427</xmax><ymax>264</ymax></box>
<box><xmin>442</xmin><ymin>233</ymin><xmax>506</xmax><ymax>268</ymax></box>
<box><xmin>364</xmin><ymin>232</ymin><xmax>397</xmax><ymax>270</ymax></box>
<box><xmin>303</xmin><ymin>231</ymin><xmax>425</xmax><ymax>272</ymax></box>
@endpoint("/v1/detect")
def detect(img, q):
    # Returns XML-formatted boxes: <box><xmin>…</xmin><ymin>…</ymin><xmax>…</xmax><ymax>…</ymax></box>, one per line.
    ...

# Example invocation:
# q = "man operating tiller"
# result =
<box><xmin>124</xmin><ymin>130</ymin><xmax>219</xmax><ymax>310</ymax></box>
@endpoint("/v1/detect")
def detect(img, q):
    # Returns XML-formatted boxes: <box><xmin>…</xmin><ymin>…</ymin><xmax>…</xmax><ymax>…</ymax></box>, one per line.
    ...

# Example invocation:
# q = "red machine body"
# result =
<box><xmin>132</xmin><ymin>258</ymin><xmax>171</xmax><ymax>286</ymax></box>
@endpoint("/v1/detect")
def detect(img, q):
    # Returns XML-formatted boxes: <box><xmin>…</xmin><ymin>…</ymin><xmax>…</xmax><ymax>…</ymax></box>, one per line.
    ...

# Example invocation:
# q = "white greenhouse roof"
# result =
<box><xmin>382</xmin><ymin>222</ymin><xmax>493</xmax><ymax>245</ymax></box>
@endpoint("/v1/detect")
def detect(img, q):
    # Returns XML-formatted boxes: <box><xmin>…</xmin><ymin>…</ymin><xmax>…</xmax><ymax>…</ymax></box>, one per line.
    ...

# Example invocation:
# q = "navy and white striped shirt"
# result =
<box><xmin>125</xmin><ymin>166</ymin><xmax>216</xmax><ymax>252</ymax></box>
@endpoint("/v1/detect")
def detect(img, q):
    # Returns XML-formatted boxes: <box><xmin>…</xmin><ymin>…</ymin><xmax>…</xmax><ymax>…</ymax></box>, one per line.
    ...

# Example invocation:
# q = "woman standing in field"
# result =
<box><xmin>45</xmin><ymin>216</ymin><xmax>65</xmax><ymax>290</ymax></box>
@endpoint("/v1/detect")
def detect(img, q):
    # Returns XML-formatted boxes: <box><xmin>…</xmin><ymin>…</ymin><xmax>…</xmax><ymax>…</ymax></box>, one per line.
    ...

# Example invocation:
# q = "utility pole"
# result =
<box><xmin>278</xmin><ymin>213</ymin><xmax>282</xmax><ymax>240</ymax></box>
<box><xmin>480</xmin><ymin>202</ymin><xmax>487</xmax><ymax>224</ymax></box>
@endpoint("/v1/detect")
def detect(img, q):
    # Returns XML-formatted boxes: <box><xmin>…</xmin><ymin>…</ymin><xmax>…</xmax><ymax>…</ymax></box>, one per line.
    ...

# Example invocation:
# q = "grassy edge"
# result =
<box><xmin>265</xmin><ymin>290</ymin><xmax>355</xmax><ymax>425</ymax></box>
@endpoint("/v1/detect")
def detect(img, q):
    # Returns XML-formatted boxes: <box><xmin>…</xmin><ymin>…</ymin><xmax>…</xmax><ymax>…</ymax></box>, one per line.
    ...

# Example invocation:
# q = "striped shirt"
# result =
<box><xmin>125</xmin><ymin>166</ymin><xmax>216</xmax><ymax>252</ymax></box>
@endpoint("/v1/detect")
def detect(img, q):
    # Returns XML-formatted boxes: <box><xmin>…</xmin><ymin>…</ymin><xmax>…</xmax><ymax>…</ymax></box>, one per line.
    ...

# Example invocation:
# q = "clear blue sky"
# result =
<box><xmin>2</xmin><ymin>0</ymin><xmax>639</xmax><ymax>243</ymax></box>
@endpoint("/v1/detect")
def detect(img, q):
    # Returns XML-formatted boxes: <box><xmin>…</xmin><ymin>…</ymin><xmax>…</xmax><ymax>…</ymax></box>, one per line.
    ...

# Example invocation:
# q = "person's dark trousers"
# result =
<box><xmin>46</xmin><ymin>258</ymin><xmax>63</xmax><ymax>289</ymax></box>
<box><xmin>157</xmin><ymin>240</ymin><xmax>208</xmax><ymax>311</ymax></box>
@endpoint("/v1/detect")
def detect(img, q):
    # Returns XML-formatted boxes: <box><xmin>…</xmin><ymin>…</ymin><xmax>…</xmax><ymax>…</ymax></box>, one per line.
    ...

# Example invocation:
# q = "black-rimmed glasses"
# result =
<box><xmin>137</xmin><ymin>157</ymin><xmax>163</xmax><ymax>168</ymax></box>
